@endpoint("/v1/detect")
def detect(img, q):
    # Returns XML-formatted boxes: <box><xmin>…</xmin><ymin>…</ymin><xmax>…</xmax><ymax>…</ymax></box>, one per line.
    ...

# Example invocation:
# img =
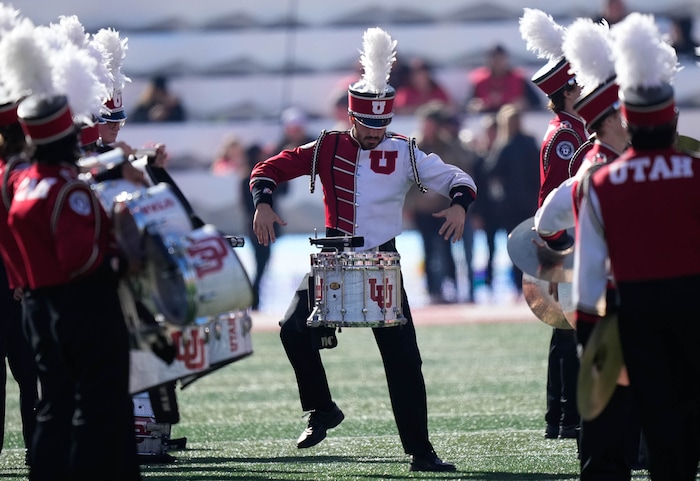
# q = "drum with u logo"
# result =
<box><xmin>137</xmin><ymin>224</ymin><xmax>254</xmax><ymax>326</ymax></box>
<box><xmin>307</xmin><ymin>251</ymin><xmax>406</xmax><ymax>328</ymax></box>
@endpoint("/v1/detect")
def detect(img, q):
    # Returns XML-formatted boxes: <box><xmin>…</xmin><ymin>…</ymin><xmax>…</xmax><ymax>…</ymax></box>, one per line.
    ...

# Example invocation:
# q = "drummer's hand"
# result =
<box><xmin>110</xmin><ymin>141</ymin><xmax>135</xmax><ymax>157</ymax></box>
<box><xmin>253</xmin><ymin>203</ymin><xmax>286</xmax><ymax>246</ymax></box>
<box><xmin>533</xmin><ymin>238</ymin><xmax>566</xmax><ymax>272</ymax></box>
<box><xmin>121</xmin><ymin>161</ymin><xmax>148</xmax><ymax>187</ymax></box>
<box><xmin>12</xmin><ymin>287</ymin><xmax>23</xmax><ymax>301</ymax></box>
<box><xmin>151</xmin><ymin>143</ymin><xmax>168</xmax><ymax>167</ymax></box>
<box><xmin>548</xmin><ymin>281</ymin><xmax>559</xmax><ymax>302</ymax></box>
<box><xmin>434</xmin><ymin>204</ymin><xmax>466</xmax><ymax>242</ymax></box>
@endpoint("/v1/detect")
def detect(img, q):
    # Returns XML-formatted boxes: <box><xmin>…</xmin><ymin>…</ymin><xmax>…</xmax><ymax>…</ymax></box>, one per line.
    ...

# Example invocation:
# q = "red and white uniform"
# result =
<box><xmin>251</xmin><ymin>131</ymin><xmax>476</xmax><ymax>251</ymax></box>
<box><xmin>0</xmin><ymin>155</ymin><xmax>29</xmax><ymax>289</ymax></box>
<box><xmin>538</xmin><ymin>111</ymin><xmax>587</xmax><ymax>207</ymax></box>
<box><xmin>8</xmin><ymin>163</ymin><xmax>116</xmax><ymax>289</ymax></box>
<box><xmin>574</xmin><ymin>145</ymin><xmax>700</xmax><ymax>316</ymax></box>
<box><xmin>536</xmin><ymin>140</ymin><xmax>623</xmax><ymax>236</ymax></box>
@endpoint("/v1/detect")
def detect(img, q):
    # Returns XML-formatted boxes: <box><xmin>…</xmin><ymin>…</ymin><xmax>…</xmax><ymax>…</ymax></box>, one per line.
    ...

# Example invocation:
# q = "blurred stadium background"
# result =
<box><xmin>11</xmin><ymin>0</ymin><xmax>700</xmax><ymax>234</ymax></box>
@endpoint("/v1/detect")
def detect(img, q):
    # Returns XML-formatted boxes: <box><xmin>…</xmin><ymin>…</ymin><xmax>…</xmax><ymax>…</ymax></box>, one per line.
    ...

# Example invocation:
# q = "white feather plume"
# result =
<box><xmin>53</xmin><ymin>16</ymin><xmax>112</xmax><ymax>105</ymax></box>
<box><xmin>93</xmin><ymin>27</ymin><xmax>130</xmax><ymax>92</ymax></box>
<box><xmin>0</xmin><ymin>3</ymin><xmax>21</xmax><ymax>35</ymax></box>
<box><xmin>358</xmin><ymin>27</ymin><xmax>396</xmax><ymax>95</ymax></box>
<box><xmin>0</xmin><ymin>18</ymin><xmax>56</xmax><ymax>101</ymax></box>
<box><xmin>30</xmin><ymin>20</ymin><xmax>105</xmax><ymax>123</ymax></box>
<box><xmin>610</xmin><ymin>13</ymin><xmax>678</xmax><ymax>90</ymax></box>
<box><xmin>562</xmin><ymin>18</ymin><xmax>615</xmax><ymax>96</ymax></box>
<box><xmin>519</xmin><ymin>8</ymin><xmax>565</xmax><ymax>61</ymax></box>
<box><xmin>50</xmin><ymin>43</ymin><xmax>105</xmax><ymax>123</ymax></box>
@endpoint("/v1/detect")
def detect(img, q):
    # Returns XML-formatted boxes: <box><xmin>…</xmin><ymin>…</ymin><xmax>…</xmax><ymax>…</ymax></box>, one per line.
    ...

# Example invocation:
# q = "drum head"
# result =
<box><xmin>113</xmin><ymin>199</ymin><xmax>144</xmax><ymax>263</ymax></box>
<box><xmin>142</xmin><ymin>231</ymin><xmax>193</xmax><ymax>326</ymax></box>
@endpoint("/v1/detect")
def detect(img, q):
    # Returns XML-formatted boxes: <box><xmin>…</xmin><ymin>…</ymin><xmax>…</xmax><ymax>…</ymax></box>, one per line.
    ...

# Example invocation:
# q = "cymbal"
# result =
<box><xmin>677</xmin><ymin>134</ymin><xmax>700</xmax><ymax>157</ymax></box>
<box><xmin>521</xmin><ymin>273</ymin><xmax>572</xmax><ymax>330</ymax></box>
<box><xmin>507</xmin><ymin>217</ymin><xmax>574</xmax><ymax>283</ymax></box>
<box><xmin>577</xmin><ymin>313</ymin><xmax>624</xmax><ymax>421</ymax></box>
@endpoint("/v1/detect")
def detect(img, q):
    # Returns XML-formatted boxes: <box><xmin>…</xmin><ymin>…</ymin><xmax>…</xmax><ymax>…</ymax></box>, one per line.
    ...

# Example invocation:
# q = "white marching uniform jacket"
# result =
<box><xmin>250</xmin><ymin>130</ymin><xmax>477</xmax><ymax>251</ymax></box>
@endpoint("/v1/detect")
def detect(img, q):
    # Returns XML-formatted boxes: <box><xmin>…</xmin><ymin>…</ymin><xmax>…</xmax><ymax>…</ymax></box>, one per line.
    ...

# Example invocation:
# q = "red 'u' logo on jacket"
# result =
<box><xmin>369</xmin><ymin>151</ymin><xmax>397</xmax><ymax>175</ymax></box>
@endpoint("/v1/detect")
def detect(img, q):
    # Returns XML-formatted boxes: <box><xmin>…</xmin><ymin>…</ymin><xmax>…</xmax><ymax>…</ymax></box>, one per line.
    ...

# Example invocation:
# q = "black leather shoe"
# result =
<box><xmin>544</xmin><ymin>424</ymin><xmax>559</xmax><ymax>439</ymax></box>
<box><xmin>559</xmin><ymin>424</ymin><xmax>579</xmax><ymax>439</ymax></box>
<box><xmin>409</xmin><ymin>451</ymin><xmax>456</xmax><ymax>472</ymax></box>
<box><xmin>296</xmin><ymin>403</ymin><xmax>344</xmax><ymax>448</ymax></box>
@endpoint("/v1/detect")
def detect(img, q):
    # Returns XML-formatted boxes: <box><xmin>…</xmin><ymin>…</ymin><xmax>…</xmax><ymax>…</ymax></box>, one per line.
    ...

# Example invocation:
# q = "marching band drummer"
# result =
<box><xmin>574</xmin><ymin>13</ymin><xmax>700</xmax><ymax>481</ymax></box>
<box><xmin>2</xmin><ymin>23</ymin><xmax>141</xmax><ymax>480</ymax></box>
<box><xmin>520</xmin><ymin>8</ymin><xmax>587</xmax><ymax>441</ymax></box>
<box><xmin>250</xmin><ymin>28</ymin><xmax>475</xmax><ymax>472</ymax></box>
<box><xmin>535</xmin><ymin>18</ymin><xmax>644</xmax><ymax>480</ymax></box>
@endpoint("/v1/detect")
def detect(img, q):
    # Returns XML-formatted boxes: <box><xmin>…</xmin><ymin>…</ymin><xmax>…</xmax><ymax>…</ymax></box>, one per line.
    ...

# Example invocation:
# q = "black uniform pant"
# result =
<box><xmin>0</xmin><ymin>281</ymin><xmax>38</xmax><ymax>455</ymax></box>
<box><xmin>545</xmin><ymin>327</ymin><xmax>580</xmax><ymax>428</ymax></box>
<box><xmin>579</xmin><ymin>385</ymin><xmax>642</xmax><ymax>480</ymax></box>
<box><xmin>617</xmin><ymin>277</ymin><xmax>700</xmax><ymax>481</ymax></box>
<box><xmin>23</xmin><ymin>271</ymin><xmax>140</xmax><ymax>481</ymax></box>
<box><xmin>280</xmin><ymin>273</ymin><xmax>433</xmax><ymax>456</ymax></box>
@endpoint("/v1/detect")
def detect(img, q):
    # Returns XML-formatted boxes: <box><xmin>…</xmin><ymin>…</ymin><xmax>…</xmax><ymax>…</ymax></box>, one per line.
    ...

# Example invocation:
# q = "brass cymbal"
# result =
<box><xmin>577</xmin><ymin>313</ymin><xmax>624</xmax><ymax>421</ymax></box>
<box><xmin>521</xmin><ymin>273</ymin><xmax>572</xmax><ymax>330</ymax></box>
<box><xmin>507</xmin><ymin>217</ymin><xmax>574</xmax><ymax>283</ymax></box>
<box><xmin>676</xmin><ymin>134</ymin><xmax>700</xmax><ymax>157</ymax></box>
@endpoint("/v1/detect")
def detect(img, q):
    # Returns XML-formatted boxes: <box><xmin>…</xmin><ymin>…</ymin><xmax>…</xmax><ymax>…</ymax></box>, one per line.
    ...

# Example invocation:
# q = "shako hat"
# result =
<box><xmin>610</xmin><ymin>13</ymin><xmax>678</xmax><ymax>128</ymax></box>
<box><xmin>563</xmin><ymin>18</ymin><xmax>620</xmax><ymax>127</ymax></box>
<box><xmin>93</xmin><ymin>27</ymin><xmax>130</xmax><ymax>122</ymax></box>
<box><xmin>348</xmin><ymin>27</ymin><xmax>397</xmax><ymax>129</ymax></box>
<box><xmin>520</xmin><ymin>8</ymin><xmax>576</xmax><ymax>97</ymax></box>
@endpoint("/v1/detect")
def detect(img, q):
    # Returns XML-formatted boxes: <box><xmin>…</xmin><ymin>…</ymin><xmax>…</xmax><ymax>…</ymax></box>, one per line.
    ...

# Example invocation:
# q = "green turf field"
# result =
<box><xmin>0</xmin><ymin>322</ymin><xmax>657</xmax><ymax>480</ymax></box>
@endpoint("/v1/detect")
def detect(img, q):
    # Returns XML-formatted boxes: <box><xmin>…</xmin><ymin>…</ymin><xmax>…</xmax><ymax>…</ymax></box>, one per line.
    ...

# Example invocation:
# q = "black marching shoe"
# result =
<box><xmin>559</xmin><ymin>424</ymin><xmax>579</xmax><ymax>439</ymax></box>
<box><xmin>296</xmin><ymin>403</ymin><xmax>345</xmax><ymax>449</ymax></box>
<box><xmin>544</xmin><ymin>424</ymin><xmax>559</xmax><ymax>439</ymax></box>
<box><xmin>409</xmin><ymin>450</ymin><xmax>457</xmax><ymax>472</ymax></box>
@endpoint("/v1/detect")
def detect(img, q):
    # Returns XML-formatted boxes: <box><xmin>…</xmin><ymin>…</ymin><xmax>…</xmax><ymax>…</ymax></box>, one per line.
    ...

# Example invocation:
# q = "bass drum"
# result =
<box><xmin>138</xmin><ymin>225</ymin><xmax>254</xmax><ymax>326</ymax></box>
<box><xmin>112</xmin><ymin>183</ymin><xmax>195</xmax><ymax>264</ymax></box>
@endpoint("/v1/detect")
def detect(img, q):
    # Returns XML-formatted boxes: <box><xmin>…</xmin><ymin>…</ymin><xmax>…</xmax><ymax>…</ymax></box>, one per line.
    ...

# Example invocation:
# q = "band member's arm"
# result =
<box><xmin>535</xmin><ymin>177</ymin><xmax>578</xmax><ymax>248</ymax></box>
<box><xmin>573</xmin><ymin>186</ymin><xmax>608</xmax><ymax>347</ymax></box>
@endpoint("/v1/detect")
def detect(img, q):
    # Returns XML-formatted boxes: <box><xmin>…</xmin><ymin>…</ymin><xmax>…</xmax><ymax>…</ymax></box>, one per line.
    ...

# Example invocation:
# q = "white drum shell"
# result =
<box><xmin>308</xmin><ymin>252</ymin><xmax>405</xmax><ymax>328</ymax></box>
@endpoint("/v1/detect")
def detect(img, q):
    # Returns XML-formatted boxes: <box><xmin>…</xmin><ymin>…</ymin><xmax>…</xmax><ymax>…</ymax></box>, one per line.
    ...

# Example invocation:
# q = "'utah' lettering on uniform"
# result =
<box><xmin>608</xmin><ymin>155</ymin><xmax>693</xmax><ymax>183</ymax></box>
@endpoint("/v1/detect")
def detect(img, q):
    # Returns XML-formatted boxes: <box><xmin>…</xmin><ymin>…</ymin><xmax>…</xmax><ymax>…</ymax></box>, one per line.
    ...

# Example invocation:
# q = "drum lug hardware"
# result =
<box><xmin>203</xmin><ymin>326</ymin><xmax>210</xmax><ymax>343</ymax></box>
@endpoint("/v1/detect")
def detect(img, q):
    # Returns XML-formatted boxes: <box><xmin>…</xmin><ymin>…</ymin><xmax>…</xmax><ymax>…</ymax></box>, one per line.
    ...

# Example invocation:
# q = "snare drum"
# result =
<box><xmin>112</xmin><ymin>183</ymin><xmax>194</xmax><ymax>263</ymax></box>
<box><xmin>92</xmin><ymin>178</ymin><xmax>143</xmax><ymax>213</ymax></box>
<box><xmin>307</xmin><ymin>251</ymin><xmax>406</xmax><ymax>328</ymax></box>
<box><xmin>138</xmin><ymin>224</ymin><xmax>254</xmax><ymax>326</ymax></box>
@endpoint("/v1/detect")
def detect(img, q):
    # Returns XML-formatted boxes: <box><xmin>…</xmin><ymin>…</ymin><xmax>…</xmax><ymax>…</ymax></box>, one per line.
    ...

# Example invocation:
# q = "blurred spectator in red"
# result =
<box><xmin>211</xmin><ymin>134</ymin><xmax>248</xmax><ymax>176</ymax></box>
<box><xmin>466</xmin><ymin>44</ymin><xmax>542</xmax><ymax>114</ymax></box>
<box><xmin>394</xmin><ymin>58</ymin><xmax>451</xmax><ymax>115</ymax></box>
